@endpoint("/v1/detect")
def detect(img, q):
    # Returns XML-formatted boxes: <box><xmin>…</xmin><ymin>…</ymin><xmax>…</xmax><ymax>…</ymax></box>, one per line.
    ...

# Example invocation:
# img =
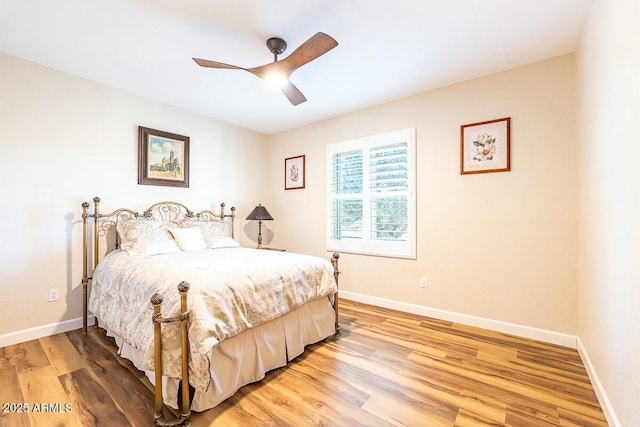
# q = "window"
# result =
<box><xmin>327</xmin><ymin>128</ymin><xmax>416</xmax><ymax>259</ymax></box>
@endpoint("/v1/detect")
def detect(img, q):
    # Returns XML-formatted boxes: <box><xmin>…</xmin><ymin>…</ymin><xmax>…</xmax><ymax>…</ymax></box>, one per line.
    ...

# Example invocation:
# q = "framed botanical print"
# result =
<box><xmin>460</xmin><ymin>117</ymin><xmax>510</xmax><ymax>174</ymax></box>
<box><xmin>284</xmin><ymin>155</ymin><xmax>305</xmax><ymax>190</ymax></box>
<box><xmin>138</xmin><ymin>126</ymin><xmax>189</xmax><ymax>187</ymax></box>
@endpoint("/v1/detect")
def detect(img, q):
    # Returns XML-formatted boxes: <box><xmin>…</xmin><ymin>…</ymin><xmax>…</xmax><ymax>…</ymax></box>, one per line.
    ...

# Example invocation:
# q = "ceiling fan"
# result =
<box><xmin>193</xmin><ymin>32</ymin><xmax>338</xmax><ymax>106</ymax></box>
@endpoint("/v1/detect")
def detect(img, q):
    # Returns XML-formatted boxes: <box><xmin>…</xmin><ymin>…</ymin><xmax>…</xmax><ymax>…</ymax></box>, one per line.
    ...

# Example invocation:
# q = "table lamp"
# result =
<box><xmin>246</xmin><ymin>204</ymin><xmax>273</xmax><ymax>248</ymax></box>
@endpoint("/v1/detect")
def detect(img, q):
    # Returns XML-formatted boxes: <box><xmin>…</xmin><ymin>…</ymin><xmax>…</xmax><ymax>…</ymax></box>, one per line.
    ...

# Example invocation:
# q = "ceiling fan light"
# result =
<box><xmin>263</xmin><ymin>71</ymin><xmax>288</xmax><ymax>89</ymax></box>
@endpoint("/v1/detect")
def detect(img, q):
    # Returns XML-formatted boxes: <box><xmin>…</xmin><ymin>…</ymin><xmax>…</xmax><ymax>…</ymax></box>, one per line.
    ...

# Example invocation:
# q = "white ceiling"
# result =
<box><xmin>0</xmin><ymin>0</ymin><xmax>590</xmax><ymax>135</ymax></box>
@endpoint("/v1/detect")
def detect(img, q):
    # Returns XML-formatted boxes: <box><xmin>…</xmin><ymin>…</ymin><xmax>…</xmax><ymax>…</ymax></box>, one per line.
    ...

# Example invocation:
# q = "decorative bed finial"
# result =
<box><xmin>150</xmin><ymin>293</ymin><xmax>164</xmax><ymax>305</ymax></box>
<box><xmin>178</xmin><ymin>281</ymin><xmax>191</xmax><ymax>293</ymax></box>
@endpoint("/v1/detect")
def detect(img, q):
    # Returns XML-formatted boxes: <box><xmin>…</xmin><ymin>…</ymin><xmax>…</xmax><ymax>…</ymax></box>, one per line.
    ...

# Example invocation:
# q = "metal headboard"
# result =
<box><xmin>81</xmin><ymin>196</ymin><xmax>235</xmax><ymax>333</ymax></box>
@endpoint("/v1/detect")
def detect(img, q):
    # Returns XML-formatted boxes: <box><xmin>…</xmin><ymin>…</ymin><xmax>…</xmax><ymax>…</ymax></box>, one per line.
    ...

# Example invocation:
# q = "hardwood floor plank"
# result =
<box><xmin>40</xmin><ymin>333</ymin><xmax>86</xmax><ymax>376</ymax></box>
<box><xmin>352</xmin><ymin>321</ymin><xmax>479</xmax><ymax>359</ymax></box>
<box><xmin>476</xmin><ymin>345</ymin><xmax>518</xmax><ymax>362</ymax></box>
<box><xmin>192</xmin><ymin>383</ymin><xmax>292</xmax><ymax>427</ymax></box>
<box><xmin>407</xmin><ymin>350</ymin><xmax>575</xmax><ymax>424</ymax></box>
<box><xmin>454</xmin><ymin>408</ymin><xmax>507</xmax><ymax>427</ymax></box>
<box><xmin>0</xmin><ymin>365</ymin><xmax>30</xmax><ymax>427</ymax></box>
<box><xmin>274</xmin><ymin>359</ymin><xmax>393</xmax><ymax>426</ymax></box>
<box><xmin>3</xmin><ymin>340</ymin><xmax>49</xmax><ymax>374</ymax></box>
<box><xmin>505</xmin><ymin>407</ymin><xmax>560</xmax><ymax>427</ymax></box>
<box><xmin>69</xmin><ymin>328</ymin><xmax>157</xmax><ymax>425</ymax></box>
<box><xmin>264</xmin><ymin>373</ymin><xmax>367</xmax><ymax>426</ymax></box>
<box><xmin>58</xmin><ymin>368</ymin><xmax>131</xmax><ymax>427</ymax></box>
<box><xmin>333</xmin><ymin>337</ymin><xmax>507</xmax><ymax>423</ymax></box>
<box><xmin>319</xmin><ymin>343</ymin><xmax>508</xmax><ymax>424</ymax></box>
<box><xmin>557</xmin><ymin>406</ymin><xmax>609</xmax><ymax>427</ymax></box>
<box><xmin>87</xmin><ymin>352</ymin><xmax>156</xmax><ymax>426</ymax></box>
<box><xmin>362</xmin><ymin>393</ymin><xmax>458</xmax><ymax>427</ymax></box>
<box><xmin>0</xmin><ymin>346</ymin><xmax>8</xmax><ymax>370</ymax></box>
<box><xmin>232</xmin><ymin>378</ymin><xmax>315</xmax><ymax>426</ymax></box>
<box><xmin>64</xmin><ymin>329</ymin><xmax>113</xmax><ymax>378</ymax></box>
<box><xmin>517</xmin><ymin>350</ymin><xmax>591</xmax><ymax>380</ymax></box>
<box><xmin>65</xmin><ymin>327</ymin><xmax>148</xmax><ymax>383</ymax></box>
<box><xmin>290</xmin><ymin>351</ymin><xmax>371</xmax><ymax>408</ymax></box>
<box><xmin>17</xmin><ymin>365</ymin><xmax>83</xmax><ymax>427</ymax></box>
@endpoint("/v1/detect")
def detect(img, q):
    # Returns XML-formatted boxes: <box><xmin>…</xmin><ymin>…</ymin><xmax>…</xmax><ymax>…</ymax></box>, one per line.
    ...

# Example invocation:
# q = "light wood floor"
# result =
<box><xmin>0</xmin><ymin>300</ymin><xmax>607</xmax><ymax>426</ymax></box>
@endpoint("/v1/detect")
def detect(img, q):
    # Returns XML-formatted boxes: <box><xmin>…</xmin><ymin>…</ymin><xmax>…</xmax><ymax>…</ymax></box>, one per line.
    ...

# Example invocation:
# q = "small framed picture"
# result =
<box><xmin>138</xmin><ymin>126</ymin><xmax>189</xmax><ymax>187</ymax></box>
<box><xmin>460</xmin><ymin>117</ymin><xmax>510</xmax><ymax>174</ymax></box>
<box><xmin>284</xmin><ymin>155</ymin><xmax>305</xmax><ymax>190</ymax></box>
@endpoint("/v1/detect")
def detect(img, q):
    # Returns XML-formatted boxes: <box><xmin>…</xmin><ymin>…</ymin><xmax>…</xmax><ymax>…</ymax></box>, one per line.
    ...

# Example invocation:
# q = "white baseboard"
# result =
<box><xmin>339</xmin><ymin>290</ymin><xmax>577</xmax><ymax>348</ymax></box>
<box><xmin>576</xmin><ymin>337</ymin><xmax>621</xmax><ymax>427</ymax></box>
<box><xmin>0</xmin><ymin>315</ymin><xmax>95</xmax><ymax>348</ymax></box>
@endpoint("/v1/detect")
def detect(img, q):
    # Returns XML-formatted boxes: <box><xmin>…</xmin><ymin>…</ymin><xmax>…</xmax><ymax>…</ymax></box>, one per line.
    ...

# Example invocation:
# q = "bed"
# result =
<box><xmin>80</xmin><ymin>197</ymin><xmax>340</xmax><ymax>426</ymax></box>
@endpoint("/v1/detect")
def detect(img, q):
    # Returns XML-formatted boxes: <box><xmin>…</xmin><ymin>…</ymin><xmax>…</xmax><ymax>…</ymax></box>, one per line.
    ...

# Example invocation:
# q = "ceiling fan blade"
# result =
<box><xmin>281</xmin><ymin>80</ymin><xmax>307</xmax><ymax>106</ymax></box>
<box><xmin>277</xmin><ymin>32</ymin><xmax>338</xmax><ymax>73</ymax></box>
<box><xmin>193</xmin><ymin>57</ymin><xmax>248</xmax><ymax>71</ymax></box>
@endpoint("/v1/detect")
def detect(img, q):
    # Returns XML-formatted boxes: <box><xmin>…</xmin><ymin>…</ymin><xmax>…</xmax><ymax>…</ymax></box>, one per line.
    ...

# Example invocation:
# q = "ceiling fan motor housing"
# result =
<box><xmin>266</xmin><ymin>37</ymin><xmax>287</xmax><ymax>55</ymax></box>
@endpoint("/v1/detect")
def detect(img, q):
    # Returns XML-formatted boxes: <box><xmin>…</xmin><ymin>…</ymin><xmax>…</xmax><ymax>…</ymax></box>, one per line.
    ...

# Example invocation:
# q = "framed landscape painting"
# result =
<box><xmin>138</xmin><ymin>126</ymin><xmax>190</xmax><ymax>187</ymax></box>
<box><xmin>460</xmin><ymin>117</ymin><xmax>510</xmax><ymax>174</ymax></box>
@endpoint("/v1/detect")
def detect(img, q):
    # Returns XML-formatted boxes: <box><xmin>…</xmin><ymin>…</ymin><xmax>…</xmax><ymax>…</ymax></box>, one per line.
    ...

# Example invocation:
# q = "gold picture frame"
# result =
<box><xmin>460</xmin><ymin>117</ymin><xmax>510</xmax><ymax>174</ymax></box>
<box><xmin>138</xmin><ymin>126</ymin><xmax>190</xmax><ymax>187</ymax></box>
<box><xmin>284</xmin><ymin>155</ymin><xmax>305</xmax><ymax>190</ymax></box>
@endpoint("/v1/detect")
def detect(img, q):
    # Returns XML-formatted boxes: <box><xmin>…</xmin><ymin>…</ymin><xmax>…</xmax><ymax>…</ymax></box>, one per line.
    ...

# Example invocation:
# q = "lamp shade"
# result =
<box><xmin>246</xmin><ymin>204</ymin><xmax>273</xmax><ymax>221</ymax></box>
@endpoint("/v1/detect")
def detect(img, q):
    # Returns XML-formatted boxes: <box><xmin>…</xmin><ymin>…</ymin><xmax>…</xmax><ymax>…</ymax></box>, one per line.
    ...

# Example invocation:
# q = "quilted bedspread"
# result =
<box><xmin>88</xmin><ymin>247</ymin><xmax>337</xmax><ymax>391</ymax></box>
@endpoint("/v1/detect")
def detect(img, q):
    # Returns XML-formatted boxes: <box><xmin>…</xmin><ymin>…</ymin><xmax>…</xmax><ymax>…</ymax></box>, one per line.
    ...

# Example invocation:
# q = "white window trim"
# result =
<box><xmin>326</xmin><ymin>127</ymin><xmax>416</xmax><ymax>259</ymax></box>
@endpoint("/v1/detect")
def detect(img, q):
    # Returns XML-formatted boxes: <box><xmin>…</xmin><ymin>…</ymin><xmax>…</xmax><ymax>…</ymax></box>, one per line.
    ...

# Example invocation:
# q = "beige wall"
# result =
<box><xmin>266</xmin><ymin>55</ymin><xmax>577</xmax><ymax>335</ymax></box>
<box><xmin>575</xmin><ymin>0</ymin><xmax>640</xmax><ymax>425</ymax></box>
<box><xmin>0</xmin><ymin>53</ymin><xmax>267</xmax><ymax>338</ymax></box>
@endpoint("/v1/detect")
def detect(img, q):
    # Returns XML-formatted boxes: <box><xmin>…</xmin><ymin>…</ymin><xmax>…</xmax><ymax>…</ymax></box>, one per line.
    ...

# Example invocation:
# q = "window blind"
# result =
<box><xmin>327</xmin><ymin>128</ymin><xmax>416</xmax><ymax>259</ymax></box>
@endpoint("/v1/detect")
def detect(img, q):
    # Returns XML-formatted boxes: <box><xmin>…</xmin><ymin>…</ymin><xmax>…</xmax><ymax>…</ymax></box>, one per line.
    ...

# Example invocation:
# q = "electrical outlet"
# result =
<box><xmin>420</xmin><ymin>277</ymin><xmax>428</xmax><ymax>289</ymax></box>
<box><xmin>48</xmin><ymin>289</ymin><xmax>59</xmax><ymax>302</ymax></box>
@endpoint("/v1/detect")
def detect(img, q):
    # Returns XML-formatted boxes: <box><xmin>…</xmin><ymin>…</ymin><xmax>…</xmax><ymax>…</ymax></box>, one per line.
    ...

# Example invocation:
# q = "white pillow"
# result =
<box><xmin>168</xmin><ymin>227</ymin><xmax>208</xmax><ymax>251</ymax></box>
<box><xmin>138</xmin><ymin>240</ymin><xmax>181</xmax><ymax>256</ymax></box>
<box><xmin>180</xmin><ymin>220</ymin><xmax>227</xmax><ymax>249</ymax></box>
<box><xmin>208</xmin><ymin>236</ymin><xmax>241</xmax><ymax>249</ymax></box>
<box><xmin>116</xmin><ymin>220</ymin><xmax>180</xmax><ymax>256</ymax></box>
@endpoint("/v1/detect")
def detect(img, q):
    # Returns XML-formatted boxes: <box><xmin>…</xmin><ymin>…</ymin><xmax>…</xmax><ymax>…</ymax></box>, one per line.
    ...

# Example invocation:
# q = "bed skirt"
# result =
<box><xmin>100</xmin><ymin>296</ymin><xmax>336</xmax><ymax>411</ymax></box>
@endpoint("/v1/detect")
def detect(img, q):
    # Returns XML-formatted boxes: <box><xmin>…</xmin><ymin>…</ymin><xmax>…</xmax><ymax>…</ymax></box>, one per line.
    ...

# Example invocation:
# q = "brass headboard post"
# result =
<box><xmin>231</xmin><ymin>206</ymin><xmax>236</xmax><ymax>239</ymax></box>
<box><xmin>219</xmin><ymin>203</ymin><xmax>236</xmax><ymax>239</ymax></box>
<box><xmin>151</xmin><ymin>294</ymin><xmax>164</xmax><ymax>422</ymax></box>
<box><xmin>81</xmin><ymin>202</ymin><xmax>90</xmax><ymax>334</ymax></box>
<box><xmin>331</xmin><ymin>253</ymin><xmax>341</xmax><ymax>334</ymax></box>
<box><xmin>93</xmin><ymin>197</ymin><xmax>101</xmax><ymax>269</ymax></box>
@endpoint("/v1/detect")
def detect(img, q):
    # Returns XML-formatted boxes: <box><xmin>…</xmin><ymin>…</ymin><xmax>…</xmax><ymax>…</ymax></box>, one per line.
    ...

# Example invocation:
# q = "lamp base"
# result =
<box><xmin>257</xmin><ymin>224</ymin><xmax>263</xmax><ymax>249</ymax></box>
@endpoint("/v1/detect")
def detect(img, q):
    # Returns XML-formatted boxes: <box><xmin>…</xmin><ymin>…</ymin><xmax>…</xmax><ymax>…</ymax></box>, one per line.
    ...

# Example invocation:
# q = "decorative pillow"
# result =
<box><xmin>180</xmin><ymin>220</ymin><xmax>226</xmax><ymax>248</ymax></box>
<box><xmin>116</xmin><ymin>220</ymin><xmax>180</xmax><ymax>256</ymax></box>
<box><xmin>168</xmin><ymin>227</ymin><xmax>207</xmax><ymax>251</ymax></box>
<box><xmin>136</xmin><ymin>240</ymin><xmax>182</xmax><ymax>256</ymax></box>
<box><xmin>208</xmin><ymin>236</ymin><xmax>241</xmax><ymax>249</ymax></box>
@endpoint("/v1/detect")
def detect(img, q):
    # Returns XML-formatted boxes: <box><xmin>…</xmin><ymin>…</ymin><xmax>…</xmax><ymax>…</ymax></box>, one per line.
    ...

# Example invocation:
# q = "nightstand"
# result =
<box><xmin>261</xmin><ymin>247</ymin><xmax>286</xmax><ymax>251</ymax></box>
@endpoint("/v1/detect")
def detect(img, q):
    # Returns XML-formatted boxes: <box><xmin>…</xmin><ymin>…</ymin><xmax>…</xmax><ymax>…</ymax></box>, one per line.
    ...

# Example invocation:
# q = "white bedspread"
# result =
<box><xmin>88</xmin><ymin>248</ymin><xmax>337</xmax><ymax>391</ymax></box>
